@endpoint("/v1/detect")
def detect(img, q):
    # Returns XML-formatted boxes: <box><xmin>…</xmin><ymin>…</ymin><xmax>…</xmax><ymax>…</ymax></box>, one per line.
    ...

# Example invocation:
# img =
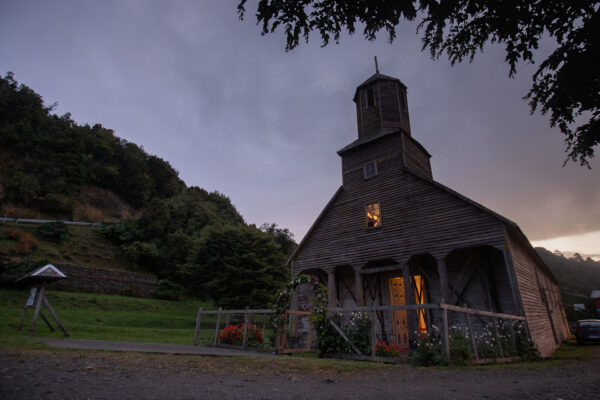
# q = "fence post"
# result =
<box><xmin>242</xmin><ymin>306</ymin><xmax>249</xmax><ymax>348</ymax></box>
<box><xmin>193</xmin><ymin>307</ymin><xmax>202</xmax><ymax>346</ymax></box>
<box><xmin>213</xmin><ymin>307</ymin><xmax>222</xmax><ymax>346</ymax></box>
<box><xmin>370</xmin><ymin>305</ymin><xmax>376</xmax><ymax>358</ymax></box>
<box><xmin>442</xmin><ymin>306</ymin><xmax>450</xmax><ymax>363</ymax></box>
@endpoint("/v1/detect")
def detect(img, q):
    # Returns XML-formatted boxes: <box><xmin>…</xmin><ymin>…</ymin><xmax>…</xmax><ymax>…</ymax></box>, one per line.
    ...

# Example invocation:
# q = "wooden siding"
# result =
<box><xmin>292</xmin><ymin>136</ymin><xmax>506</xmax><ymax>274</ymax></box>
<box><xmin>403</xmin><ymin>134</ymin><xmax>432</xmax><ymax>179</ymax></box>
<box><xmin>508</xmin><ymin>230</ymin><xmax>569</xmax><ymax>357</ymax></box>
<box><xmin>357</xmin><ymin>85</ymin><xmax>381</xmax><ymax>137</ymax></box>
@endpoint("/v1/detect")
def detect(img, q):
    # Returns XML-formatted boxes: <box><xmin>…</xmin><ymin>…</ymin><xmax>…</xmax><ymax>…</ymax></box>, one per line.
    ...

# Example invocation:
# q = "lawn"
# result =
<box><xmin>0</xmin><ymin>287</ymin><xmax>277</xmax><ymax>349</ymax></box>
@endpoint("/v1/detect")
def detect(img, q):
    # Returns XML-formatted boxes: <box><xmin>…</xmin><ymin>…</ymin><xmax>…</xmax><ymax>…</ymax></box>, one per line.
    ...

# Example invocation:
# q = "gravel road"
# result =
<box><xmin>1</xmin><ymin>347</ymin><xmax>599</xmax><ymax>399</ymax></box>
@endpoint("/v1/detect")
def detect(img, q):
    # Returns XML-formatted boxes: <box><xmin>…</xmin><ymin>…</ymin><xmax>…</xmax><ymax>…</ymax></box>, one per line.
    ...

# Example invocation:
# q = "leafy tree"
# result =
<box><xmin>238</xmin><ymin>1</ymin><xmax>599</xmax><ymax>166</ymax></box>
<box><xmin>185</xmin><ymin>224</ymin><xmax>289</xmax><ymax>308</ymax></box>
<box><xmin>260</xmin><ymin>222</ymin><xmax>297</xmax><ymax>256</ymax></box>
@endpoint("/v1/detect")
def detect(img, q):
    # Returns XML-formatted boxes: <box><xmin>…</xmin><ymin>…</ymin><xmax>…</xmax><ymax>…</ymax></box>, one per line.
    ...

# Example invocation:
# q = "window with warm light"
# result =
<box><xmin>365</xmin><ymin>203</ymin><xmax>381</xmax><ymax>228</ymax></box>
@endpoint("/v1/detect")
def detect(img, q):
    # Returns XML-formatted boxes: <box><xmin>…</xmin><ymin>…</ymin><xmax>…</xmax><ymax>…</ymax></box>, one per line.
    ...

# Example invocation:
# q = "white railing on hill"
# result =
<box><xmin>1</xmin><ymin>217</ymin><xmax>101</xmax><ymax>227</ymax></box>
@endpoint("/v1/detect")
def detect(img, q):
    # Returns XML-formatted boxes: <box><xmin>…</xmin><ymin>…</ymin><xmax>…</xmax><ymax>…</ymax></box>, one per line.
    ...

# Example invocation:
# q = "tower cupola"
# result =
<box><xmin>353</xmin><ymin>73</ymin><xmax>411</xmax><ymax>138</ymax></box>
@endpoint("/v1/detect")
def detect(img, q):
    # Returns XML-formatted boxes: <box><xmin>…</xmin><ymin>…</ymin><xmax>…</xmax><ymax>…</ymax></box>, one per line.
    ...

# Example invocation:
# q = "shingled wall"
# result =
<box><xmin>49</xmin><ymin>264</ymin><xmax>157</xmax><ymax>298</ymax></box>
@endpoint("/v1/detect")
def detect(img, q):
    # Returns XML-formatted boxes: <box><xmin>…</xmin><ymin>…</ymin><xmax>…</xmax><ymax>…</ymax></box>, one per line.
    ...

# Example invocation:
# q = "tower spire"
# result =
<box><xmin>374</xmin><ymin>56</ymin><xmax>379</xmax><ymax>74</ymax></box>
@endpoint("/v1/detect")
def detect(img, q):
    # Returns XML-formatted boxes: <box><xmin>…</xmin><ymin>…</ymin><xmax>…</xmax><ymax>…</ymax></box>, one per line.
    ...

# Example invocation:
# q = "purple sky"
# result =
<box><xmin>2</xmin><ymin>1</ymin><xmax>599</xmax><ymax>257</ymax></box>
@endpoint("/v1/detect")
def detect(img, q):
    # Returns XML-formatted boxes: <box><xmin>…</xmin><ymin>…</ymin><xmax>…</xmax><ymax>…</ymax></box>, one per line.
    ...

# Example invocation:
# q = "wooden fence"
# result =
<box><xmin>193</xmin><ymin>303</ymin><xmax>527</xmax><ymax>363</ymax></box>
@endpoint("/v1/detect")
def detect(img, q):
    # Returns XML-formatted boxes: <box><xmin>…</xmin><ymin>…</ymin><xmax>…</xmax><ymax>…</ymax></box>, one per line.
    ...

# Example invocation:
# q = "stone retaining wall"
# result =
<box><xmin>49</xmin><ymin>264</ymin><xmax>157</xmax><ymax>297</ymax></box>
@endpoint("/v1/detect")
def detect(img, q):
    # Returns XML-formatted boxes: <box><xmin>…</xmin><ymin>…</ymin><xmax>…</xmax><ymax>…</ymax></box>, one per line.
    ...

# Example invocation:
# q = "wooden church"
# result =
<box><xmin>288</xmin><ymin>70</ymin><xmax>569</xmax><ymax>357</ymax></box>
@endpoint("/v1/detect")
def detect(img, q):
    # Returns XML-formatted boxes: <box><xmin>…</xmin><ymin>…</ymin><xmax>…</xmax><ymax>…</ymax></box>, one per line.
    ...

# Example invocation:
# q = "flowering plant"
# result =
<box><xmin>218</xmin><ymin>323</ymin><xmax>264</xmax><ymax>346</ymax></box>
<box><xmin>375</xmin><ymin>340</ymin><xmax>401</xmax><ymax>358</ymax></box>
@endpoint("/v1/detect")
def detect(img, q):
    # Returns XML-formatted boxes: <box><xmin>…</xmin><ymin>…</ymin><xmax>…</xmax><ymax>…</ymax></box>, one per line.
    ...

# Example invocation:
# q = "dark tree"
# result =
<box><xmin>238</xmin><ymin>1</ymin><xmax>599</xmax><ymax>166</ymax></box>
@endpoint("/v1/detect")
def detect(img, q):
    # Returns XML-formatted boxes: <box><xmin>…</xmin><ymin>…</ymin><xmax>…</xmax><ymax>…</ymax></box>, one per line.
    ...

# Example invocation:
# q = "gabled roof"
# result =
<box><xmin>353</xmin><ymin>73</ymin><xmax>406</xmax><ymax>102</ymax></box>
<box><xmin>337</xmin><ymin>128</ymin><xmax>399</xmax><ymax>155</ymax></box>
<box><xmin>16</xmin><ymin>264</ymin><xmax>67</xmax><ymax>283</ymax></box>
<box><xmin>288</xmin><ymin>168</ymin><xmax>519</xmax><ymax>266</ymax></box>
<box><xmin>287</xmin><ymin>186</ymin><xmax>343</xmax><ymax>265</ymax></box>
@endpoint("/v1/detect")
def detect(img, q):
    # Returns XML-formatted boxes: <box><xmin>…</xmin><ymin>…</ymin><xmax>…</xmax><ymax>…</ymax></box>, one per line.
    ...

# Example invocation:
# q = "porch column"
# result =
<box><xmin>354</xmin><ymin>269</ymin><xmax>364</xmax><ymax>306</ymax></box>
<box><xmin>327</xmin><ymin>269</ymin><xmax>337</xmax><ymax>308</ymax></box>
<box><xmin>436</xmin><ymin>256</ymin><xmax>449</xmax><ymax>303</ymax></box>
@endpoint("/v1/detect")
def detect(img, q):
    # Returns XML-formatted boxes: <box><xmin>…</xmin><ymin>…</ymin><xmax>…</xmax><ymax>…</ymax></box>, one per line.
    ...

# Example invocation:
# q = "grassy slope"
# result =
<box><xmin>0</xmin><ymin>288</ymin><xmax>221</xmax><ymax>349</ymax></box>
<box><xmin>1</xmin><ymin>222</ymin><xmax>130</xmax><ymax>271</ymax></box>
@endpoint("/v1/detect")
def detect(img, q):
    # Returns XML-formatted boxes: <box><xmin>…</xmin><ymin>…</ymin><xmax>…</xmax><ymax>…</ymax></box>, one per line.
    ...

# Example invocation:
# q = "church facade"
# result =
<box><xmin>288</xmin><ymin>72</ymin><xmax>569</xmax><ymax>357</ymax></box>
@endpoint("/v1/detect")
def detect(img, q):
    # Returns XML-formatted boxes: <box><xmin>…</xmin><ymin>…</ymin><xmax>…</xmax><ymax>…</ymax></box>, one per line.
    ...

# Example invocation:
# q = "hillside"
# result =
<box><xmin>0</xmin><ymin>72</ymin><xmax>294</xmax><ymax>307</ymax></box>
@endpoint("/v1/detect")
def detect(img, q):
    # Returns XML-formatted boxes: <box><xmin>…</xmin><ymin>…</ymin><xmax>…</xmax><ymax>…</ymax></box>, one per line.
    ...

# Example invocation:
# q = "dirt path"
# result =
<box><xmin>1</xmin><ymin>348</ymin><xmax>599</xmax><ymax>399</ymax></box>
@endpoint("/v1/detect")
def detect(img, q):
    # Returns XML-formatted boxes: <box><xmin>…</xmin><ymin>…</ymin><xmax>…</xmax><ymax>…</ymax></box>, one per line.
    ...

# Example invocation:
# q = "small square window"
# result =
<box><xmin>363</xmin><ymin>161</ymin><xmax>378</xmax><ymax>179</ymax></box>
<box><xmin>366</xmin><ymin>203</ymin><xmax>381</xmax><ymax>228</ymax></box>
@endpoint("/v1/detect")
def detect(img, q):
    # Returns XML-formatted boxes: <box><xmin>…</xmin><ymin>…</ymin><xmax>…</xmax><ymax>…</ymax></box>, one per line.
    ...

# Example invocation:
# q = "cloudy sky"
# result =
<box><xmin>2</xmin><ymin>1</ymin><xmax>599</xmax><ymax>258</ymax></box>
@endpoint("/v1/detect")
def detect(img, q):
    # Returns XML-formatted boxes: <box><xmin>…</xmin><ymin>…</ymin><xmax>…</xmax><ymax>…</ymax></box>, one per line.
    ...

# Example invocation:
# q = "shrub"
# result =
<box><xmin>375</xmin><ymin>341</ymin><xmax>401</xmax><ymax>358</ymax></box>
<box><xmin>16</xmin><ymin>232</ymin><xmax>38</xmax><ymax>254</ymax></box>
<box><xmin>37</xmin><ymin>221</ymin><xmax>70</xmax><ymax>242</ymax></box>
<box><xmin>345</xmin><ymin>311</ymin><xmax>372</xmax><ymax>355</ymax></box>
<box><xmin>39</xmin><ymin>193</ymin><xmax>74</xmax><ymax>216</ymax></box>
<box><xmin>449</xmin><ymin>327</ymin><xmax>473</xmax><ymax>366</ymax></box>
<box><xmin>218</xmin><ymin>323</ymin><xmax>264</xmax><ymax>346</ymax></box>
<box><xmin>412</xmin><ymin>328</ymin><xmax>442</xmax><ymax>366</ymax></box>
<box><xmin>155</xmin><ymin>279</ymin><xmax>184</xmax><ymax>300</ymax></box>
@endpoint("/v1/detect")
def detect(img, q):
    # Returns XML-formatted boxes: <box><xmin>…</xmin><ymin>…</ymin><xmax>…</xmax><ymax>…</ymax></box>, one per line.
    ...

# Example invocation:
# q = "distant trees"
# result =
<box><xmin>0</xmin><ymin>72</ymin><xmax>186</xmax><ymax>214</ymax></box>
<box><xmin>1</xmin><ymin>72</ymin><xmax>294</xmax><ymax>307</ymax></box>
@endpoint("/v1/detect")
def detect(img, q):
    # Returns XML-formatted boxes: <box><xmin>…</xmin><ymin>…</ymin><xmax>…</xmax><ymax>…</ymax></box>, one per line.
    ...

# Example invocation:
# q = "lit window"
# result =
<box><xmin>365</xmin><ymin>203</ymin><xmax>381</xmax><ymax>228</ymax></box>
<box><xmin>363</xmin><ymin>161</ymin><xmax>377</xmax><ymax>179</ymax></box>
<box><xmin>367</xmin><ymin>88</ymin><xmax>375</xmax><ymax>107</ymax></box>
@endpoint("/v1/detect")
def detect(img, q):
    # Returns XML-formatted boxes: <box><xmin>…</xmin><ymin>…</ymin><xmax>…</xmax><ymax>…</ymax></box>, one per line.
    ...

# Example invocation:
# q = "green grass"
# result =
<box><xmin>0</xmin><ymin>287</ymin><xmax>224</xmax><ymax>349</ymax></box>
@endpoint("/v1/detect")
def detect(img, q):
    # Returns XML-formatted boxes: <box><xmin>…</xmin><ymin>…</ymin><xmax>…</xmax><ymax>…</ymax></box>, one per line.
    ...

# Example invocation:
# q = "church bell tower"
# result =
<box><xmin>353</xmin><ymin>65</ymin><xmax>411</xmax><ymax>138</ymax></box>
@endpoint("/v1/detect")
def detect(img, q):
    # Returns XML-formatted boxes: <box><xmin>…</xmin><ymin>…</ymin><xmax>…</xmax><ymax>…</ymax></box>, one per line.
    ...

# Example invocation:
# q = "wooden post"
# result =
<box><xmin>29</xmin><ymin>283</ymin><xmax>45</xmax><ymax>335</ymax></box>
<box><xmin>442</xmin><ymin>307</ymin><xmax>450</xmax><ymax>363</ymax></box>
<box><xmin>17</xmin><ymin>294</ymin><xmax>30</xmax><ymax>331</ymax></box>
<box><xmin>464</xmin><ymin>312</ymin><xmax>479</xmax><ymax>361</ymax></box>
<box><xmin>370</xmin><ymin>306</ymin><xmax>377</xmax><ymax>358</ymax></box>
<box><xmin>213</xmin><ymin>307</ymin><xmax>222</xmax><ymax>346</ymax></box>
<box><xmin>327</xmin><ymin>269</ymin><xmax>337</xmax><ymax>309</ymax></box>
<box><xmin>402</xmin><ymin>263</ymin><xmax>416</xmax><ymax>347</ymax></box>
<box><xmin>42</xmin><ymin>296</ymin><xmax>68</xmax><ymax>336</ymax></box>
<box><xmin>225</xmin><ymin>313</ymin><xmax>231</xmax><ymax>327</ymax></box>
<box><xmin>355</xmin><ymin>269</ymin><xmax>364</xmax><ymax>306</ymax></box>
<box><xmin>437</xmin><ymin>257</ymin><xmax>449</xmax><ymax>303</ymax></box>
<box><xmin>193</xmin><ymin>307</ymin><xmax>202</xmax><ymax>345</ymax></box>
<box><xmin>39</xmin><ymin>312</ymin><xmax>54</xmax><ymax>332</ymax></box>
<box><xmin>242</xmin><ymin>306</ymin><xmax>249</xmax><ymax>348</ymax></box>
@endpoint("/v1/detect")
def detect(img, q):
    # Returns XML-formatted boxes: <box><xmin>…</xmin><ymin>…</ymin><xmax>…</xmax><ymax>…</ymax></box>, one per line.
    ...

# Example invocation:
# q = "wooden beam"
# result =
<box><xmin>193</xmin><ymin>307</ymin><xmax>202</xmax><ymax>345</ymax></box>
<box><xmin>42</xmin><ymin>296</ymin><xmax>68</xmax><ymax>336</ymax></box>
<box><xmin>327</xmin><ymin>270</ymin><xmax>337</xmax><ymax>309</ymax></box>
<box><xmin>242</xmin><ymin>306</ymin><xmax>249</xmax><ymax>348</ymax></box>
<box><xmin>437</xmin><ymin>257</ymin><xmax>449</xmax><ymax>303</ymax></box>
<box><xmin>442</xmin><ymin>308</ymin><xmax>450</xmax><ymax>363</ymax></box>
<box><xmin>29</xmin><ymin>283</ymin><xmax>45</xmax><ymax>335</ymax></box>
<box><xmin>464</xmin><ymin>313</ymin><xmax>479</xmax><ymax>361</ymax></box>
<box><xmin>355</xmin><ymin>269</ymin><xmax>364</xmax><ymax>306</ymax></box>
<box><xmin>329</xmin><ymin>320</ymin><xmax>363</xmax><ymax>356</ymax></box>
<box><xmin>213</xmin><ymin>307</ymin><xmax>222</xmax><ymax>346</ymax></box>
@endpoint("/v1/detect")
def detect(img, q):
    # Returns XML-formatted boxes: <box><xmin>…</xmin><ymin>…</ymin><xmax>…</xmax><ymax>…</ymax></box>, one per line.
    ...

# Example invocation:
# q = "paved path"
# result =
<box><xmin>39</xmin><ymin>337</ymin><xmax>274</xmax><ymax>357</ymax></box>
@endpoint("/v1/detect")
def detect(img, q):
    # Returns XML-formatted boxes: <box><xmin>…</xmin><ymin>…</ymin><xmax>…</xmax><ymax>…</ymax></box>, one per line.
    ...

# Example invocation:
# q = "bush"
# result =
<box><xmin>17</xmin><ymin>232</ymin><xmax>38</xmax><ymax>254</ymax></box>
<box><xmin>155</xmin><ymin>279</ymin><xmax>184</xmax><ymax>300</ymax></box>
<box><xmin>39</xmin><ymin>193</ymin><xmax>74</xmax><ymax>216</ymax></box>
<box><xmin>218</xmin><ymin>323</ymin><xmax>264</xmax><ymax>346</ymax></box>
<box><xmin>37</xmin><ymin>222</ymin><xmax>70</xmax><ymax>242</ymax></box>
<box><xmin>375</xmin><ymin>341</ymin><xmax>401</xmax><ymax>358</ymax></box>
<box><xmin>345</xmin><ymin>311</ymin><xmax>372</xmax><ymax>355</ymax></box>
<box><xmin>412</xmin><ymin>328</ymin><xmax>442</xmax><ymax>366</ymax></box>
<box><xmin>449</xmin><ymin>327</ymin><xmax>473</xmax><ymax>366</ymax></box>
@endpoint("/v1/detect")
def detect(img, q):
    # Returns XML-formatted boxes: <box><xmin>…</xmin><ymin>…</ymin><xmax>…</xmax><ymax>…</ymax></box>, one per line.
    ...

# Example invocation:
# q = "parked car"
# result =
<box><xmin>574</xmin><ymin>319</ymin><xmax>600</xmax><ymax>344</ymax></box>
